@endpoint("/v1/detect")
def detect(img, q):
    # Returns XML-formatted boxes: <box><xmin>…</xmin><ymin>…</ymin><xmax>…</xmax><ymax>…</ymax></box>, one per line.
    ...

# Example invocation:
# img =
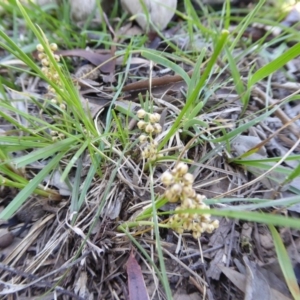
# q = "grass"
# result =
<box><xmin>1</xmin><ymin>0</ymin><xmax>300</xmax><ymax>299</ymax></box>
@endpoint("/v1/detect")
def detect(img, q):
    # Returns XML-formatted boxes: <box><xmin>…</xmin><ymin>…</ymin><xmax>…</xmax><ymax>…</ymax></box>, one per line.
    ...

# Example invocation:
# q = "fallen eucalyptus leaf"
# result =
<box><xmin>120</xmin><ymin>0</ymin><xmax>177</xmax><ymax>31</ymax></box>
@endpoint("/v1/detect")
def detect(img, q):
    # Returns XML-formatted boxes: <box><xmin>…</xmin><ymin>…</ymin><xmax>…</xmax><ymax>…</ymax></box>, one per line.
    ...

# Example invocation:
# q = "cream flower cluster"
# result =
<box><xmin>37</xmin><ymin>43</ymin><xmax>60</xmax><ymax>87</ymax></box>
<box><xmin>36</xmin><ymin>42</ymin><xmax>66</xmax><ymax>107</ymax></box>
<box><xmin>161</xmin><ymin>163</ymin><xmax>219</xmax><ymax>239</ymax></box>
<box><xmin>36</xmin><ymin>42</ymin><xmax>67</xmax><ymax>141</ymax></box>
<box><xmin>137</xmin><ymin>109</ymin><xmax>163</xmax><ymax>161</ymax></box>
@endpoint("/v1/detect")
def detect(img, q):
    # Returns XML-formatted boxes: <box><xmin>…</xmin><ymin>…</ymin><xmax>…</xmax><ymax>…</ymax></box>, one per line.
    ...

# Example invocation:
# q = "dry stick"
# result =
<box><xmin>122</xmin><ymin>69</ymin><xmax>194</xmax><ymax>92</ymax></box>
<box><xmin>162</xmin><ymin>248</ymin><xmax>208</xmax><ymax>286</ymax></box>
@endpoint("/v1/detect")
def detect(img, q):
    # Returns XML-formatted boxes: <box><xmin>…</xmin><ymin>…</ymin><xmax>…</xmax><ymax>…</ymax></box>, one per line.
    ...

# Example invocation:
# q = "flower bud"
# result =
<box><xmin>59</xmin><ymin>103</ymin><xmax>66</xmax><ymax>110</ymax></box>
<box><xmin>183</xmin><ymin>173</ymin><xmax>194</xmax><ymax>185</ymax></box>
<box><xmin>139</xmin><ymin>134</ymin><xmax>148</xmax><ymax>143</ymax></box>
<box><xmin>50</xmin><ymin>43</ymin><xmax>58</xmax><ymax>51</ymax></box>
<box><xmin>137</xmin><ymin>120</ymin><xmax>146</xmax><ymax>130</ymax></box>
<box><xmin>54</xmin><ymin>54</ymin><xmax>60</xmax><ymax>62</ymax></box>
<box><xmin>192</xmin><ymin>231</ymin><xmax>201</xmax><ymax>239</ymax></box>
<box><xmin>161</xmin><ymin>171</ymin><xmax>174</xmax><ymax>186</ymax></box>
<box><xmin>145</xmin><ymin>124</ymin><xmax>154</xmax><ymax>133</ymax></box>
<box><xmin>41</xmin><ymin>58</ymin><xmax>49</xmax><ymax>66</ymax></box>
<box><xmin>170</xmin><ymin>183</ymin><xmax>182</xmax><ymax>196</ymax></box>
<box><xmin>153</xmin><ymin>123</ymin><xmax>162</xmax><ymax>134</ymax></box>
<box><xmin>149</xmin><ymin>112</ymin><xmax>160</xmax><ymax>123</ymax></box>
<box><xmin>211</xmin><ymin>219</ymin><xmax>219</xmax><ymax>228</ymax></box>
<box><xmin>137</xmin><ymin>109</ymin><xmax>146</xmax><ymax>119</ymax></box>
<box><xmin>176</xmin><ymin>162</ymin><xmax>188</xmax><ymax>176</ymax></box>
<box><xmin>36</xmin><ymin>44</ymin><xmax>44</xmax><ymax>52</ymax></box>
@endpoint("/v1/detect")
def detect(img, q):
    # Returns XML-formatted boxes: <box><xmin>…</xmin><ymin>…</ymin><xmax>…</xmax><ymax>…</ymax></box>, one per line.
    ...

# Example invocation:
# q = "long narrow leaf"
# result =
<box><xmin>269</xmin><ymin>225</ymin><xmax>300</xmax><ymax>299</ymax></box>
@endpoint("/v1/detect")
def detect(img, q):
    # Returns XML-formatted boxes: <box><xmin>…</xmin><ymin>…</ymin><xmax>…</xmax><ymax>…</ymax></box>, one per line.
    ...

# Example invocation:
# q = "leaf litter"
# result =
<box><xmin>1</xmin><ymin>0</ymin><xmax>300</xmax><ymax>299</ymax></box>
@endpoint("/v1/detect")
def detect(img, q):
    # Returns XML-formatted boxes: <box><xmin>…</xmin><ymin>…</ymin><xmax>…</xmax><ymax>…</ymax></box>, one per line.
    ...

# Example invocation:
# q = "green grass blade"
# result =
<box><xmin>269</xmin><ymin>225</ymin><xmax>300</xmax><ymax>299</ymax></box>
<box><xmin>158</xmin><ymin>29</ymin><xmax>229</xmax><ymax>150</ymax></box>
<box><xmin>0</xmin><ymin>152</ymin><xmax>65</xmax><ymax>220</ymax></box>
<box><xmin>249</xmin><ymin>42</ymin><xmax>300</xmax><ymax>87</ymax></box>
<box><xmin>142</xmin><ymin>50</ymin><xmax>191</xmax><ymax>85</ymax></box>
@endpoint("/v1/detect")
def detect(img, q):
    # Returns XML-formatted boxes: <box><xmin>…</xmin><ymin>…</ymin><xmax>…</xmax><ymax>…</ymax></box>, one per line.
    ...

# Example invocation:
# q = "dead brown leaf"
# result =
<box><xmin>219</xmin><ymin>265</ymin><xmax>291</xmax><ymax>300</ymax></box>
<box><xmin>56</xmin><ymin>49</ymin><xmax>114</xmax><ymax>73</ymax></box>
<box><xmin>126</xmin><ymin>250</ymin><xmax>149</xmax><ymax>300</ymax></box>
